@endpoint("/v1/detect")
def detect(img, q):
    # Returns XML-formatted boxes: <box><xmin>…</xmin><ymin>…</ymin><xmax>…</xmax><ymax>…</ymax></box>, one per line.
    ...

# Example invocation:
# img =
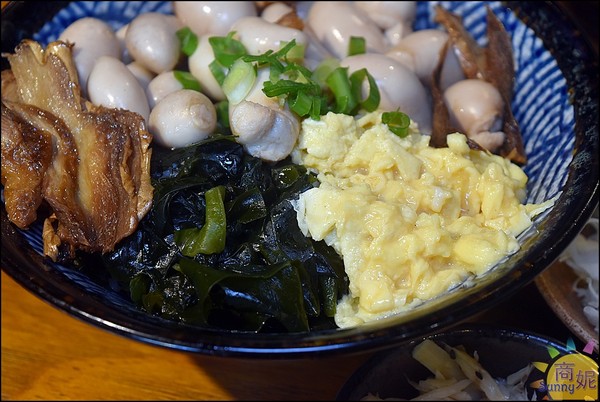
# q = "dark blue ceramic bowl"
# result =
<box><xmin>1</xmin><ymin>1</ymin><xmax>598</xmax><ymax>357</ymax></box>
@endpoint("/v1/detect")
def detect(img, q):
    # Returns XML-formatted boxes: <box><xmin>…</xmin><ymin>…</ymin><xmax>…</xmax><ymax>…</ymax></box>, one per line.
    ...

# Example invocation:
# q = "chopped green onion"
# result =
<box><xmin>209</xmin><ymin>32</ymin><xmax>247</xmax><ymax>68</ymax></box>
<box><xmin>173</xmin><ymin>70</ymin><xmax>201</xmax><ymax>92</ymax></box>
<box><xmin>348</xmin><ymin>36</ymin><xmax>366</xmax><ymax>56</ymax></box>
<box><xmin>269</xmin><ymin>60</ymin><xmax>285</xmax><ymax>82</ymax></box>
<box><xmin>176</xmin><ymin>27</ymin><xmax>198</xmax><ymax>57</ymax></box>
<box><xmin>262</xmin><ymin>79</ymin><xmax>318</xmax><ymax>97</ymax></box>
<box><xmin>242</xmin><ymin>39</ymin><xmax>297</xmax><ymax>71</ymax></box>
<box><xmin>309</xmin><ymin>96</ymin><xmax>324</xmax><ymax>120</ymax></box>
<box><xmin>262</xmin><ymin>79</ymin><xmax>323</xmax><ymax>119</ymax></box>
<box><xmin>214</xmin><ymin>36</ymin><xmax>380</xmax><ymax>120</ymax></box>
<box><xmin>209</xmin><ymin>60</ymin><xmax>227</xmax><ymax>86</ymax></box>
<box><xmin>312</xmin><ymin>57</ymin><xmax>340</xmax><ymax>87</ymax></box>
<box><xmin>215</xmin><ymin>100</ymin><xmax>230</xmax><ymax>129</ymax></box>
<box><xmin>283</xmin><ymin>41</ymin><xmax>306</xmax><ymax>64</ymax></box>
<box><xmin>175</xmin><ymin>186</ymin><xmax>227</xmax><ymax>256</ymax></box>
<box><xmin>382</xmin><ymin>111</ymin><xmax>411</xmax><ymax>137</ymax></box>
<box><xmin>222</xmin><ymin>58</ymin><xmax>256</xmax><ymax>105</ymax></box>
<box><xmin>289</xmin><ymin>90</ymin><xmax>313</xmax><ymax>116</ymax></box>
<box><xmin>282</xmin><ymin>62</ymin><xmax>313</xmax><ymax>83</ymax></box>
<box><xmin>326</xmin><ymin>67</ymin><xmax>357</xmax><ymax>115</ymax></box>
<box><xmin>349</xmin><ymin>68</ymin><xmax>380</xmax><ymax>112</ymax></box>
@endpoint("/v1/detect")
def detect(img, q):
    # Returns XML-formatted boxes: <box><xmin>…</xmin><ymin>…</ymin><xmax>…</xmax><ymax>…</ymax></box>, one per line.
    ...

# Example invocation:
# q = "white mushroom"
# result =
<box><xmin>125</xmin><ymin>12</ymin><xmax>181</xmax><ymax>74</ymax></box>
<box><xmin>146</xmin><ymin>71</ymin><xmax>185</xmax><ymax>109</ymax></box>
<box><xmin>115</xmin><ymin>24</ymin><xmax>133</xmax><ymax>64</ymax></box>
<box><xmin>386</xmin><ymin>29</ymin><xmax>465</xmax><ymax>90</ymax></box>
<box><xmin>148</xmin><ymin>89</ymin><xmax>217</xmax><ymax>149</ymax></box>
<box><xmin>354</xmin><ymin>1</ymin><xmax>417</xmax><ymax>45</ymax></box>
<box><xmin>438</xmin><ymin>44</ymin><xmax>467</xmax><ymax>92</ymax></box>
<box><xmin>307</xmin><ymin>1</ymin><xmax>388</xmax><ymax>59</ymax></box>
<box><xmin>443</xmin><ymin>79</ymin><xmax>505</xmax><ymax>151</ymax></box>
<box><xmin>384</xmin><ymin>23</ymin><xmax>414</xmax><ymax>48</ymax></box>
<box><xmin>58</xmin><ymin>17</ymin><xmax>121</xmax><ymax>92</ymax></box>
<box><xmin>87</xmin><ymin>56</ymin><xmax>151</xmax><ymax>122</ymax></box>
<box><xmin>228</xmin><ymin>68</ymin><xmax>300</xmax><ymax>162</ymax></box>
<box><xmin>340</xmin><ymin>53</ymin><xmax>432</xmax><ymax>134</ymax></box>
<box><xmin>126</xmin><ymin>61</ymin><xmax>155</xmax><ymax>90</ymax></box>
<box><xmin>188</xmin><ymin>35</ymin><xmax>226</xmax><ymax>102</ymax></box>
<box><xmin>231</xmin><ymin>16</ymin><xmax>308</xmax><ymax>56</ymax></box>
<box><xmin>261</xmin><ymin>2</ymin><xmax>294</xmax><ymax>23</ymax></box>
<box><xmin>173</xmin><ymin>1</ymin><xmax>257</xmax><ymax>37</ymax></box>
<box><xmin>354</xmin><ymin>1</ymin><xmax>416</xmax><ymax>30</ymax></box>
<box><xmin>294</xmin><ymin>1</ymin><xmax>313</xmax><ymax>20</ymax></box>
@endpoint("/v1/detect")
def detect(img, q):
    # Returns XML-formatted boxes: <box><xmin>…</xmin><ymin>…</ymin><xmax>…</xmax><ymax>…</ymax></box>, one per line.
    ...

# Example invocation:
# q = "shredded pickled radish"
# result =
<box><xmin>361</xmin><ymin>340</ymin><xmax>533</xmax><ymax>401</ymax></box>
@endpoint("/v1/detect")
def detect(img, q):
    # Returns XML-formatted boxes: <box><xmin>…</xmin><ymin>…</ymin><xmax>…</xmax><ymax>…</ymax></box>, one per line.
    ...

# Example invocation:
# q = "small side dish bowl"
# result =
<box><xmin>336</xmin><ymin>325</ymin><xmax>599</xmax><ymax>401</ymax></box>
<box><xmin>1</xmin><ymin>1</ymin><xmax>598</xmax><ymax>357</ymax></box>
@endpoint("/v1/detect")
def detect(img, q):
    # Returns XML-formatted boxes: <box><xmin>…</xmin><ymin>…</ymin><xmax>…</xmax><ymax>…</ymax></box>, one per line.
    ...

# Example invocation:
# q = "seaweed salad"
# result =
<box><xmin>86</xmin><ymin>135</ymin><xmax>348</xmax><ymax>333</ymax></box>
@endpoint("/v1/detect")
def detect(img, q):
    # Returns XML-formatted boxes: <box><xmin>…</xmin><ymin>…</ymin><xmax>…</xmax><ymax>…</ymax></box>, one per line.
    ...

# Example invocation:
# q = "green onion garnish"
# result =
<box><xmin>282</xmin><ymin>41</ymin><xmax>306</xmax><ymax>64</ymax></box>
<box><xmin>209</xmin><ymin>32</ymin><xmax>247</xmax><ymax>68</ymax></box>
<box><xmin>348</xmin><ymin>36</ymin><xmax>366</xmax><ymax>56</ymax></box>
<box><xmin>262</xmin><ymin>79</ymin><xmax>317</xmax><ymax>97</ymax></box>
<box><xmin>215</xmin><ymin>100</ymin><xmax>230</xmax><ymax>128</ymax></box>
<box><xmin>209</xmin><ymin>60</ymin><xmax>227</xmax><ymax>86</ymax></box>
<box><xmin>349</xmin><ymin>68</ymin><xmax>380</xmax><ymax>112</ymax></box>
<box><xmin>215</xmin><ymin>36</ymin><xmax>381</xmax><ymax>121</ymax></box>
<box><xmin>382</xmin><ymin>111</ymin><xmax>411</xmax><ymax>137</ymax></box>
<box><xmin>288</xmin><ymin>90</ymin><xmax>313</xmax><ymax>116</ymax></box>
<box><xmin>326</xmin><ymin>67</ymin><xmax>358</xmax><ymax>115</ymax></box>
<box><xmin>312</xmin><ymin>57</ymin><xmax>340</xmax><ymax>87</ymax></box>
<box><xmin>222</xmin><ymin>58</ymin><xmax>256</xmax><ymax>105</ymax></box>
<box><xmin>175</xmin><ymin>186</ymin><xmax>227</xmax><ymax>256</ymax></box>
<box><xmin>176</xmin><ymin>27</ymin><xmax>198</xmax><ymax>57</ymax></box>
<box><xmin>173</xmin><ymin>70</ymin><xmax>201</xmax><ymax>92</ymax></box>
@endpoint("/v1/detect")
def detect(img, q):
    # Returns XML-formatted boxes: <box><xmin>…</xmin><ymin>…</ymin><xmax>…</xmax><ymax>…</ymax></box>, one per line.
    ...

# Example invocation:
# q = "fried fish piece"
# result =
<box><xmin>431</xmin><ymin>6</ymin><xmax>526</xmax><ymax>165</ymax></box>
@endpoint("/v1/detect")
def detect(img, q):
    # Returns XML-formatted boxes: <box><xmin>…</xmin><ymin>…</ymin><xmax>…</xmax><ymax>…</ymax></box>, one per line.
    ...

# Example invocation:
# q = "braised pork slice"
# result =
<box><xmin>1</xmin><ymin>39</ymin><xmax>153</xmax><ymax>260</ymax></box>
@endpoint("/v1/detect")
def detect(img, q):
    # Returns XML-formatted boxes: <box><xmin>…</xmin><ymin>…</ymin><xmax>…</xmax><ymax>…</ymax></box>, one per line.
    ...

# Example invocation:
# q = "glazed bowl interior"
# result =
<box><xmin>1</xmin><ymin>1</ymin><xmax>598</xmax><ymax>357</ymax></box>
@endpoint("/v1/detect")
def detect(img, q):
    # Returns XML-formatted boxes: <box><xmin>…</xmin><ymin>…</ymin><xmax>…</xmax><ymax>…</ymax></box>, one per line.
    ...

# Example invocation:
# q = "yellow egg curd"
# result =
<box><xmin>291</xmin><ymin>111</ymin><xmax>554</xmax><ymax>328</ymax></box>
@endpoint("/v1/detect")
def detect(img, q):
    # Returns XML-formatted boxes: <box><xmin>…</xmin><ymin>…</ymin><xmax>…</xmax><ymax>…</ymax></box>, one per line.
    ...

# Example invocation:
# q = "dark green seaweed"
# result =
<box><xmin>100</xmin><ymin>135</ymin><xmax>348</xmax><ymax>333</ymax></box>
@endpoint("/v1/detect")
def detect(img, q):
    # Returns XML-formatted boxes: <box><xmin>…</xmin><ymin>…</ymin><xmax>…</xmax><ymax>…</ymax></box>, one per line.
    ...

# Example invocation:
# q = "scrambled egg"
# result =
<box><xmin>291</xmin><ymin>111</ymin><xmax>554</xmax><ymax>328</ymax></box>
